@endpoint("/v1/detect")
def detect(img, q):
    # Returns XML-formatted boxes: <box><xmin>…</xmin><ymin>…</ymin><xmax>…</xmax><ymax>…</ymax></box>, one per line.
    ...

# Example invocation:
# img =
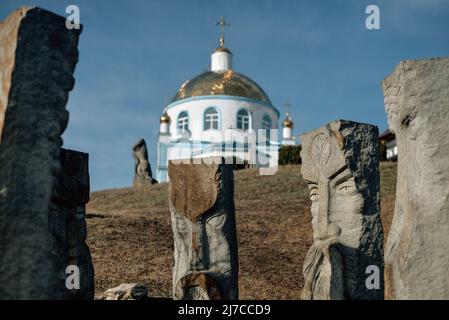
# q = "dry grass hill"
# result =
<box><xmin>86</xmin><ymin>162</ymin><xmax>397</xmax><ymax>299</ymax></box>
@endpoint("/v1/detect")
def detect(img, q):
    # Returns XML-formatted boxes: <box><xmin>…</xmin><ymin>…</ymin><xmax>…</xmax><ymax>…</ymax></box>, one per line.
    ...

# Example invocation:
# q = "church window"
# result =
<box><xmin>262</xmin><ymin>114</ymin><xmax>272</xmax><ymax>141</ymax></box>
<box><xmin>262</xmin><ymin>114</ymin><xmax>272</xmax><ymax>129</ymax></box>
<box><xmin>204</xmin><ymin>107</ymin><xmax>219</xmax><ymax>130</ymax></box>
<box><xmin>237</xmin><ymin>109</ymin><xmax>250</xmax><ymax>131</ymax></box>
<box><xmin>177</xmin><ymin>111</ymin><xmax>189</xmax><ymax>132</ymax></box>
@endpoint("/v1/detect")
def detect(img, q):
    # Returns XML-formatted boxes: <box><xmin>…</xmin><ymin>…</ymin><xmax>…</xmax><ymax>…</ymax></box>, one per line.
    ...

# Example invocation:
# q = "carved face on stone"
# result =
<box><xmin>300</xmin><ymin>120</ymin><xmax>384</xmax><ymax>300</ymax></box>
<box><xmin>302</xmin><ymin>130</ymin><xmax>363</xmax><ymax>248</ymax></box>
<box><xmin>169</xmin><ymin>159</ymin><xmax>238</xmax><ymax>300</ymax></box>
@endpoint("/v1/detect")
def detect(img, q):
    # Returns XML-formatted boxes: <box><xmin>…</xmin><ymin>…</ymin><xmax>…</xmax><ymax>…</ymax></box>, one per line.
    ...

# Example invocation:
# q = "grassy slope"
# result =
<box><xmin>86</xmin><ymin>162</ymin><xmax>397</xmax><ymax>299</ymax></box>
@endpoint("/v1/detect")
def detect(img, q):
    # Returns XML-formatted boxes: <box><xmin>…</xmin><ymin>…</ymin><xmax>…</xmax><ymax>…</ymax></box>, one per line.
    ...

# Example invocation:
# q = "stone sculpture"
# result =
<box><xmin>299</xmin><ymin>120</ymin><xmax>384</xmax><ymax>300</ymax></box>
<box><xmin>383</xmin><ymin>57</ymin><xmax>449</xmax><ymax>299</ymax></box>
<box><xmin>51</xmin><ymin>149</ymin><xmax>95</xmax><ymax>299</ymax></box>
<box><xmin>0</xmin><ymin>7</ymin><xmax>84</xmax><ymax>299</ymax></box>
<box><xmin>133</xmin><ymin>138</ymin><xmax>157</xmax><ymax>187</ymax></box>
<box><xmin>168</xmin><ymin>157</ymin><xmax>238</xmax><ymax>300</ymax></box>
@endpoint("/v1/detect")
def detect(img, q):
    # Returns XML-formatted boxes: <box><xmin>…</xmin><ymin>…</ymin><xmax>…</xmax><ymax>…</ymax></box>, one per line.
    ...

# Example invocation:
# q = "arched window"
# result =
<box><xmin>262</xmin><ymin>114</ymin><xmax>272</xmax><ymax>142</ymax></box>
<box><xmin>262</xmin><ymin>114</ymin><xmax>272</xmax><ymax>129</ymax></box>
<box><xmin>177</xmin><ymin>111</ymin><xmax>189</xmax><ymax>132</ymax></box>
<box><xmin>204</xmin><ymin>107</ymin><xmax>219</xmax><ymax>130</ymax></box>
<box><xmin>237</xmin><ymin>109</ymin><xmax>250</xmax><ymax>131</ymax></box>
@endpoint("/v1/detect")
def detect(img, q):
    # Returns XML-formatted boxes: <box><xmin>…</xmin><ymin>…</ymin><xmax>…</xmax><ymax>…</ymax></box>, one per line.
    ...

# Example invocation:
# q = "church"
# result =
<box><xmin>156</xmin><ymin>17</ymin><xmax>296</xmax><ymax>182</ymax></box>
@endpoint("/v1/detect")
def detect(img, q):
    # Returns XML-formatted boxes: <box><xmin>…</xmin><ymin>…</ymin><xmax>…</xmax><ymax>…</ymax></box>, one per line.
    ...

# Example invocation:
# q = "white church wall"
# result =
<box><xmin>166</xmin><ymin>96</ymin><xmax>279</xmax><ymax>143</ymax></box>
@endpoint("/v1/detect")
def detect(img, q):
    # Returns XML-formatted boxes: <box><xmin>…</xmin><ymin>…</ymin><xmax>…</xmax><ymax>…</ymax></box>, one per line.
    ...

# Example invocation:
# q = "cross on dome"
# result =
<box><xmin>215</xmin><ymin>16</ymin><xmax>230</xmax><ymax>47</ymax></box>
<box><xmin>284</xmin><ymin>102</ymin><xmax>291</xmax><ymax>117</ymax></box>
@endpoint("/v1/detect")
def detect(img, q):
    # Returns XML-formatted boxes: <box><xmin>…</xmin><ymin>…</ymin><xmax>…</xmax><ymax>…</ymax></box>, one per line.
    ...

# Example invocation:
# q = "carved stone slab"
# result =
<box><xmin>52</xmin><ymin>149</ymin><xmax>94</xmax><ymax>300</ymax></box>
<box><xmin>0</xmin><ymin>7</ymin><xmax>82</xmax><ymax>299</ymax></box>
<box><xmin>169</xmin><ymin>161</ymin><xmax>219</xmax><ymax>221</ymax></box>
<box><xmin>383</xmin><ymin>57</ymin><xmax>449</xmax><ymax>299</ymax></box>
<box><xmin>168</xmin><ymin>157</ymin><xmax>238</xmax><ymax>300</ymax></box>
<box><xmin>300</xmin><ymin>120</ymin><xmax>384</xmax><ymax>300</ymax></box>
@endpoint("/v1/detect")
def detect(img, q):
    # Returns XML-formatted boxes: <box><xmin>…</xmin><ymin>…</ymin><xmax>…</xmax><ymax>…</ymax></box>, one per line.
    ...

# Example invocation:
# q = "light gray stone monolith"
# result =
<box><xmin>0</xmin><ymin>7</ymin><xmax>83</xmax><ymax>299</ymax></box>
<box><xmin>383</xmin><ymin>57</ymin><xmax>449</xmax><ymax>300</ymax></box>
<box><xmin>300</xmin><ymin>120</ymin><xmax>384</xmax><ymax>300</ymax></box>
<box><xmin>169</xmin><ymin>157</ymin><xmax>238</xmax><ymax>300</ymax></box>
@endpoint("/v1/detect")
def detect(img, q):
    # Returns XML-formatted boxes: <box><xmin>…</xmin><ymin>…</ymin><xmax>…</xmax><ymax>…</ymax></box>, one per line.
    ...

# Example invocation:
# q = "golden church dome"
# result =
<box><xmin>171</xmin><ymin>70</ymin><xmax>272</xmax><ymax>105</ymax></box>
<box><xmin>283</xmin><ymin>113</ymin><xmax>293</xmax><ymax>128</ymax></box>
<box><xmin>214</xmin><ymin>46</ymin><xmax>232</xmax><ymax>54</ymax></box>
<box><xmin>160</xmin><ymin>110</ymin><xmax>171</xmax><ymax>123</ymax></box>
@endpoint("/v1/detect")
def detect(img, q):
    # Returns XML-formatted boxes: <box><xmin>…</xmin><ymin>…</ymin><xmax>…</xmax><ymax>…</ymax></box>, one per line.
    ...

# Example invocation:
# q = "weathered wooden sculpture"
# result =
<box><xmin>383</xmin><ymin>57</ymin><xmax>449</xmax><ymax>299</ymax></box>
<box><xmin>168</xmin><ymin>157</ymin><xmax>238</xmax><ymax>300</ymax></box>
<box><xmin>300</xmin><ymin>120</ymin><xmax>384</xmax><ymax>300</ymax></box>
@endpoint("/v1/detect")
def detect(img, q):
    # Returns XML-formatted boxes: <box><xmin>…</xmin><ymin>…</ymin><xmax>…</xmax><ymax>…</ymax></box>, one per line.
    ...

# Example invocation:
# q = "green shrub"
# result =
<box><xmin>278</xmin><ymin>145</ymin><xmax>302</xmax><ymax>165</ymax></box>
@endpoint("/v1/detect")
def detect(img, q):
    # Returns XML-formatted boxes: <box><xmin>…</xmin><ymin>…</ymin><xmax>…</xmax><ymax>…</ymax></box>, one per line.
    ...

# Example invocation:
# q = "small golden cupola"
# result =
<box><xmin>160</xmin><ymin>109</ymin><xmax>171</xmax><ymax>124</ymax></box>
<box><xmin>160</xmin><ymin>106</ymin><xmax>171</xmax><ymax>134</ymax></box>
<box><xmin>283</xmin><ymin>112</ymin><xmax>294</xmax><ymax>128</ymax></box>
<box><xmin>282</xmin><ymin>103</ymin><xmax>296</xmax><ymax>146</ymax></box>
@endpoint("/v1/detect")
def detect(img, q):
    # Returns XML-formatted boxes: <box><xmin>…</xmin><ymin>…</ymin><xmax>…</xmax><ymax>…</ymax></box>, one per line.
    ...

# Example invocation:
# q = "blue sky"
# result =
<box><xmin>1</xmin><ymin>0</ymin><xmax>448</xmax><ymax>190</ymax></box>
